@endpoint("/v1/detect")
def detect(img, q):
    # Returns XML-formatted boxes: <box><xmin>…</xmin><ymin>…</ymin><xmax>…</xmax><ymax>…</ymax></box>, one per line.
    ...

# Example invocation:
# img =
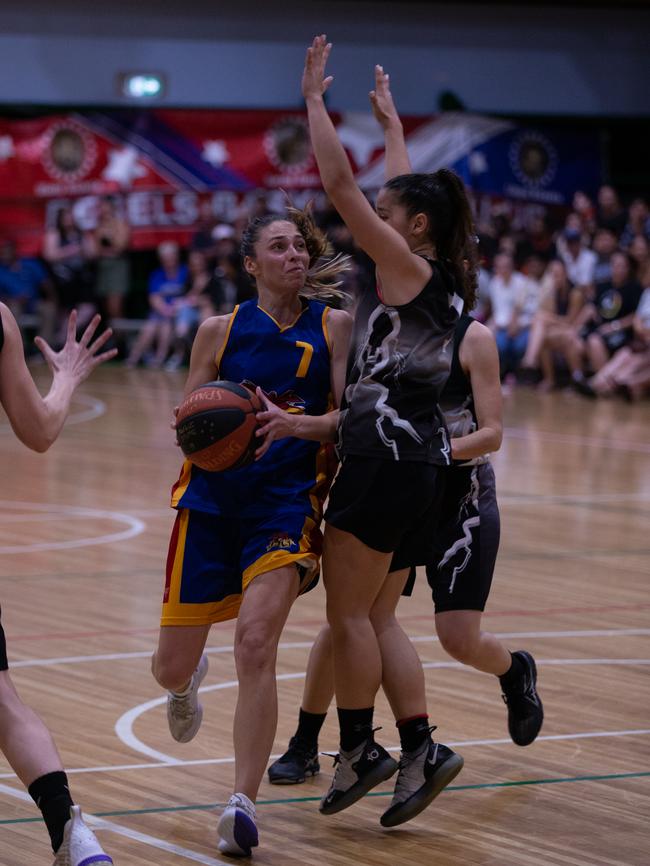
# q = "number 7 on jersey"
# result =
<box><xmin>295</xmin><ymin>341</ymin><xmax>313</xmax><ymax>378</ymax></box>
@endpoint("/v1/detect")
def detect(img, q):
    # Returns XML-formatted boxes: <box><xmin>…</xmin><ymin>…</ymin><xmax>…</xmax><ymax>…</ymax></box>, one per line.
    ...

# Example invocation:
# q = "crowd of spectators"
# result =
<box><xmin>1</xmin><ymin>184</ymin><xmax>648</xmax><ymax>401</ymax></box>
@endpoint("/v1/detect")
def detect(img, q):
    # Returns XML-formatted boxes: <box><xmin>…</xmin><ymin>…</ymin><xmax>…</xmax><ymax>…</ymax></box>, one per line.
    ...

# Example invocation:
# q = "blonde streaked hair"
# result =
<box><xmin>241</xmin><ymin>203</ymin><xmax>351</xmax><ymax>302</ymax></box>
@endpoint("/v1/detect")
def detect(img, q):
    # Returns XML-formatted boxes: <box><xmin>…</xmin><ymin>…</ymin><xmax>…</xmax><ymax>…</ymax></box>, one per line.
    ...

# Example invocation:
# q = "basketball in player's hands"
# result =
<box><xmin>175</xmin><ymin>381</ymin><xmax>262</xmax><ymax>472</ymax></box>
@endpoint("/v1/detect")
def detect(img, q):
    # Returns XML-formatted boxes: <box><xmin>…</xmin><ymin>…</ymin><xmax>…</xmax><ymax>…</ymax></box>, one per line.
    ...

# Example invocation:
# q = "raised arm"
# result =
<box><xmin>302</xmin><ymin>35</ymin><xmax>430</xmax><ymax>305</ymax></box>
<box><xmin>369</xmin><ymin>65</ymin><xmax>412</xmax><ymax>180</ymax></box>
<box><xmin>0</xmin><ymin>304</ymin><xmax>116</xmax><ymax>452</ymax></box>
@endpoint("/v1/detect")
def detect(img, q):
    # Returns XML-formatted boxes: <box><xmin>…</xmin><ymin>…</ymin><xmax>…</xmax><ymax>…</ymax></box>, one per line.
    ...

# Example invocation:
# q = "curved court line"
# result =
<box><xmin>115</xmin><ymin>658</ymin><xmax>650</xmax><ymax>764</ymax></box>
<box><xmin>0</xmin><ymin>393</ymin><xmax>105</xmax><ymax>432</ymax></box>
<box><xmin>10</xmin><ymin>627</ymin><xmax>650</xmax><ymax>669</ymax></box>
<box><xmin>0</xmin><ymin>500</ymin><xmax>145</xmax><ymax>554</ymax></box>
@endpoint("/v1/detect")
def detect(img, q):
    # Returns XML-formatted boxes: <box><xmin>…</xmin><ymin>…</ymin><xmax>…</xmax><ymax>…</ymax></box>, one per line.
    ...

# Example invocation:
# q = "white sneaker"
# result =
<box><xmin>166</xmin><ymin>654</ymin><xmax>209</xmax><ymax>743</ymax></box>
<box><xmin>52</xmin><ymin>805</ymin><xmax>112</xmax><ymax>866</ymax></box>
<box><xmin>217</xmin><ymin>793</ymin><xmax>259</xmax><ymax>857</ymax></box>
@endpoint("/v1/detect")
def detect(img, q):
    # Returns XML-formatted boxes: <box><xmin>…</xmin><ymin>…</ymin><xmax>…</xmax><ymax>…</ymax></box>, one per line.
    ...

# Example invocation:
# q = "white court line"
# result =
<box><xmin>0</xmin><ymin>781</ymin><xmax>228</xmax><ymax>865</ymax></box>
<box><xmin>10</xmin><ymin>628</ymin><xmax>650</xmax><ymax>669</ymax></box>
<box><xmin>0</xmin><ymin>393</ymin><xmax>105</xmax><ymax>432</ymax></box>
<box><xmin>499</xmin><ymin>492</ymin><xmax>650</xmax><ymax>505</ymax></box>
<box><xmin>2</xmin><ymin>728</ymin><xmax>649</xmax><ymax>781</ymax></box>
<box><xmin>503</xmin><ymin>426</ymin><xmax>650</xmax><ymax>455</ymax></box>
<box><xmin>0</xmin><ymin>501</ymin><xmax>145</xmax><ymax>554</ymax></box>
<box><xmin>116</xmin><ymin>659</ymin><xmax>650</xmax><ymax>764</ymax></box>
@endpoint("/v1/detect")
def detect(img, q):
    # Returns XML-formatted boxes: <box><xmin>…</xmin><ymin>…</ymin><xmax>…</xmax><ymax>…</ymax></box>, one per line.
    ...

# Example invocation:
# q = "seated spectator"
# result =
<box><xmin>43</xmin><ymin>204</ymin><xmax>95</xmax><ymax>333</ymax></box>
<box><xmin>487</xmin><ymin>252</ymin><xmax>536</xmax><ymax>379</ymax></box>
<box><xmin>620</xmin><ymin>197</ymin><xmax>650</xmax><ymax>248</ymax></box>
<box><xmin>0</xmin><ymin>240</ymin><xmax>57</xmax><ymax>345</ymax></box>
<box><xmin>572</xmin><ymin>191</ymin><xmax>597</xmax><ymax>235</ymax></box>
<box><xmin>557</xmin><ymin>227</ymin><xmax>597</xmax><ymax>289</ymax></box>
<box><xmin>190</xmin><ymin>199</ymin><xmax>219</xmax><ymax>262</ymax></box>
<box><xmin>520</xmin><ymin>259</ymin><xmax>584</xmax><ymax>390</ymax></box>
<box><xmin>629</xmin><ymin>234</ymin><xmax>649</xmax><ymax>278</ymax></box>
<box><xmin>516</xmin><ymin>215</ymin><xmax>556</xmax><ymax>263</ymax></box>
<box><xmin>575</xmin><ymin>270</ymin><xmax>650</xmax><ymax>400</ymax></box>
<box><xmin>89</xmin><ymin>196</ymin><xmax>130</xmax><ymax>320</ymax></box>
<box><xmin>591</xmin><ymin>228</ymin><xmax>618</xmax><ymax>286</ymax></box>
<box><xmin>211</xmin><ymin>251</ymin><xmax>256</xmax><ymax>312</ymax></box>
<box><xmin>574</xmin><ymin>251</ymin><xmax>643</xmax><ymax>387</ymax></box>
<box><xmin>595</xmin><ymin>184</ymin><xmax>627</xmax><ymax>236</ymax></box>
<box><xmin>126</xmin><ymin>241</ymin><xmax>188</xmax><ymax>368</ymax></box>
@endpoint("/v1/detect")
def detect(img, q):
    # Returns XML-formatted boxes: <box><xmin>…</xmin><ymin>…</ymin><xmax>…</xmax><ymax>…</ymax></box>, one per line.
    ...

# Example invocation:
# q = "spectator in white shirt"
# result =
<box><xmin>558</xmin><ymin>227</ymin><xmax>596</xmax><ymax>288</ymax></box>
<box><xmin>488</xmin><ymin>253</ymin><xmax>535</xmax><ymax>378</ymax></box>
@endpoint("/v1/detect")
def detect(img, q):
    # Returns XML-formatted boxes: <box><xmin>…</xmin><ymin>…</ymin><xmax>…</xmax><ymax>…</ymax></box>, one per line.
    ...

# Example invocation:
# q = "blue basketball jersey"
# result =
<box><xmin>172</xmin><ymin>299</ymin><xmax>334</xmax><ymax>518</ymax></box>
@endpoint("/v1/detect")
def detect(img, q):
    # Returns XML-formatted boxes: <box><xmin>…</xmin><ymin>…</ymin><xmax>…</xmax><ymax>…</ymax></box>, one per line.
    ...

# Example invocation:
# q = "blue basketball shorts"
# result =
<box><xmin>161</xmin><ymin>507</ymin><xmax>322</xmax><ymax>626</ymax></box>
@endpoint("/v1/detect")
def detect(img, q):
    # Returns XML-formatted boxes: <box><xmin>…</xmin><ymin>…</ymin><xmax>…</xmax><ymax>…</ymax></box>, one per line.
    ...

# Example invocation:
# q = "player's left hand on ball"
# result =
<box><xmin>254</xmin><ymin>387</ymin><xmax>297</xmax><ymax>460</ymax></box>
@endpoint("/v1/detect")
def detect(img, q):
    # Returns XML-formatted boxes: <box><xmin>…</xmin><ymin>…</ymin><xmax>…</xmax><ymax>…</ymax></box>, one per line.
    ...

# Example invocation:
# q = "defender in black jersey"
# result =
<box><xmin>303</xmin><ymin>39</ymin><xmax>477</xmax><ymax>820</ymax></box>
<box><xmin>0</xmin><ymin>304</ymin><xmax>115</xmax><ymax>864</ymax></box>
<box><xmin>269</xmin><ymin>315</ymin><xmax>544</xmax><ymax>812</ymax></box>
<box><xmin>270</xmin><ymin>57</ymin><xmax>542</xmax><ymax>827</ymax></box>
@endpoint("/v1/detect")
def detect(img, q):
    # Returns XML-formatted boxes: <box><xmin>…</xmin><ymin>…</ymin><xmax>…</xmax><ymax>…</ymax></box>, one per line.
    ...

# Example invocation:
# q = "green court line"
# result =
<box><xmin>1</xmin><ymin>770</ymin><xmax>648</xmax><ymax>826</ymax></box>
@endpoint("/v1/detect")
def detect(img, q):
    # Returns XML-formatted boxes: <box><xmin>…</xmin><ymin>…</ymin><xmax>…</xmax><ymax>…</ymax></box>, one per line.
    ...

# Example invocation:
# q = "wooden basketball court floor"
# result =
<box><xmin>0</xmin><ymin>365</ymin><xmax>648</xmax><ymax>865</ymax></box>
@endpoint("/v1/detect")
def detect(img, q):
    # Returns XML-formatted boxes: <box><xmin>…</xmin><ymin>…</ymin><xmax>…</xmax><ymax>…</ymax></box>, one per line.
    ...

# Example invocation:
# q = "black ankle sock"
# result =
<box><xmin>28</xmin><ymin>771</ymin><xmax>73</xmax><ymax>853</ymax></box>
<box><xmin>295</xmin><ymin>708</ymin><xmax>327</xmax><ymax>749</ymax></box>
<box><xmin>337</xmin><ymin>706</ymin><xmax>373</xmax><ymax>752</ymax></box>
<box><xmin>499</xmin><ymin>651</ymin><xmax>525</xmax><ymax>691</ymax></box>
<box><xmin>396</xmin><ymin>715</ymin><xmax>431</xmax><ymax>753</ymax></box>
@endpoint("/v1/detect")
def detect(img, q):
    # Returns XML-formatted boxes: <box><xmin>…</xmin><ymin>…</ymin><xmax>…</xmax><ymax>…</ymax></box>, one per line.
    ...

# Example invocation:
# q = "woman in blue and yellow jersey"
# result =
<box><xmin>151</xmin><ymin>206</ymin><xmax>352</xmax><ymax>857</ymax></box>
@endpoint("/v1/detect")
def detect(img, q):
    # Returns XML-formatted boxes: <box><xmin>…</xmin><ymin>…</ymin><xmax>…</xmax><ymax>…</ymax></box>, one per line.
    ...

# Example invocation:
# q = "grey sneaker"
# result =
<box><xmin>52</xmin><ymin>806</ymin><xmax>113</xmax><ymax>866</ymax></box>
<box><xmin>319</xmin><ymin>736</ymin><xmax>398</xmax><ymax>815</ymax></box>
<box><xmin>166</xmin><ymin>654</ymin><xmax>208</xmax><ymax>743</ymax></box>
<box><xmin>217</xmin><ymin>793</ymin><xmax>259</xmax><ymax>857</ymax></box>
<box><xmin>380</xmin><ymin>739</ymin><xmax>464</xmax><ymax>827</ymax></box>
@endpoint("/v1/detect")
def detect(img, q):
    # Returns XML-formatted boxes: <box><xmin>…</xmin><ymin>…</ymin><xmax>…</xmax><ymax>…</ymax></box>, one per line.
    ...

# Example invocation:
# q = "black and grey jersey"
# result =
<box><xmin>338</xmin><ymin>258</ymin><xmax>463</xmax><ymax>465</ymax></box>
<box><xmin>440</xmin><ymin>314</ymin><xmax>488</xmax><ymax>466</ymax></box>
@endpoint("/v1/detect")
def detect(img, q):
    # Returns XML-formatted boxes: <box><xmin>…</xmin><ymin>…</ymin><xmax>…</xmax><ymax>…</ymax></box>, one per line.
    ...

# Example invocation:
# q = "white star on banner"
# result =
<box><xmin>0</xmin><ymin>135</ymin><xmax>15</xmax><ymax>162</ymax></box>
<box><xmin>102</xmin><ymin>146</ymin><xmax>147</xmax><ymax>187</ymax></box>
<box><xmin>335</xmin><ymin>113</ymin><xmax>385</xmax><ymax>168</ymax></box>
<box><xmin>202</xmin><ymin>140</ymin><xmax>230</xmax><ymax>168</ymax></box>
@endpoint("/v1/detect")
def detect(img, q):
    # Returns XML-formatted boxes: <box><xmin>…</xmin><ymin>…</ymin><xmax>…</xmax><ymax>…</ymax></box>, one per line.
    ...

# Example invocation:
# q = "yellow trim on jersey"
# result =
<box><xmin>170</xmin><ymin>459</ymin><xmax>193</xmax><ymax>508</ymax></box>
<box><xmin>322</xmin><ymin>306</ymin><xmax>332</xmax><ymax>356</ymax></box>
<box><xmin>256</xmin><ymin>303</ymin><xmax>306</xmax><ymax>333</ymax></box>
<box><xmin>214</xmin><ymin>304</ymin><xmax>240</xmax><ymax>371</ymax></box>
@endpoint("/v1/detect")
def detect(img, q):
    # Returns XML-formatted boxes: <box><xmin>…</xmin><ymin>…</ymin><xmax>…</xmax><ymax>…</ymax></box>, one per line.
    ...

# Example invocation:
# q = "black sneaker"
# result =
<box><xmin>502</xmin><ymin>650</ymin><xmax>544</xmax><ymax>746</ymax></box>
<box><xmin>268</xmin><ymin>736</ymin><xmax>320</xmax><ymax>785</ymax></box>
<box><xmin>319</xmin><ymin>736</ymin><xmax>398</xmax><ymax>815</ymax></box>
<box><xmin>380</xmin><ymin>739</ymin><xmax>464</xmax><ymax>828</ymax></box>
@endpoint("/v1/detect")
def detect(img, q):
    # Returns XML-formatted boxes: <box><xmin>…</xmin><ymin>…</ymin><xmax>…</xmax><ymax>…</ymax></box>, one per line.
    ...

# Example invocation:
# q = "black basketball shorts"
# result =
<box><xmin>0</xmin><ymin>606</ymin><xmax>8</xmax><ymax>671</ymax></box>
<box><xmin>425</xmin><ymin>462</ymin><xmax>500</xmax><ymax>613</ymax></box>
<box><xmin>324</xmin><ymin>455</ymin><xmax>443</xmax><ymax>567</ymax></box>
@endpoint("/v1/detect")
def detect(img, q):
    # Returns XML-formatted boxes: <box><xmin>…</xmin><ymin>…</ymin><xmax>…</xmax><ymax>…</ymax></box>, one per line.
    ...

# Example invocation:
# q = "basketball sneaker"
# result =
<box><xmin>380</xmin><ymin>738</ymin><xmax>464</xmax><ymax>827</ymax></box>
<box><xmin>52</xmin><ymin>805</ymin><xmax>113</xmax><ymax>866</ymax></box>
<box><xmin>217</xmin><ymin>793</ymin><xmax>259</xmax><ymax>857</ymax></box>
<box><xmin>319</xmin><ymin>735</ymin><xmax>398</xmax><ymax>815</ymax></box>
<box><xmin>166</xmin><ymin>654</ymin><xmax>209</xmax><ymax>743</ymax></box>
<box><xmin>268</xmin><ymin>735</ymin><xmax>320</xmax><ymax>784</ymax></box>
<box><xmin>501</xmin><ymin>650</ymin><xmax>544</xmax><ymax>746</ymax></box>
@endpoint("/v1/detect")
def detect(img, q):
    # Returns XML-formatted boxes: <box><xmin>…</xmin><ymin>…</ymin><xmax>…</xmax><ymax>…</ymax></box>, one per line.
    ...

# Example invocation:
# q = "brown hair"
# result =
<box><xmin>241</xmin><ymin>204</ymin><xmax>350</xmax><ymax>301</ymax></box>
